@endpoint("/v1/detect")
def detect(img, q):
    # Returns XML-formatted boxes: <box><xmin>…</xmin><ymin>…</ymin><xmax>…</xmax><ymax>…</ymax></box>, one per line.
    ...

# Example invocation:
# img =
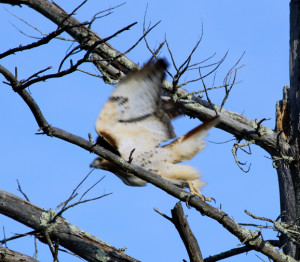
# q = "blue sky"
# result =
<box><xmin>0</xmin><ymin>1</ymin><xmax>289</xmax><ymax>261</ymax></box>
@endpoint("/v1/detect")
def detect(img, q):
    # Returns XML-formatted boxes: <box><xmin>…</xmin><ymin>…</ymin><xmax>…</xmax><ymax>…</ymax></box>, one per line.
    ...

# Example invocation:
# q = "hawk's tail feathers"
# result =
<box><xmin>181</xmin><ymin>116</ymin><xmax>220</xmax><ymax>142</ymax></box>
<box><xmin>163</xmin><ymin>116</ymin><xmax>220</xmax><ymax>163</ymax></box>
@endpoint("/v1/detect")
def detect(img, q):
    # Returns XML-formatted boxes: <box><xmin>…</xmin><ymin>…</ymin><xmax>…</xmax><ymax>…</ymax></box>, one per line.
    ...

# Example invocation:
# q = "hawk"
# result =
<box><xmin>91</xmin><ymin>59</ymin><xmax>219</xmax><ymax>201</ymax></box>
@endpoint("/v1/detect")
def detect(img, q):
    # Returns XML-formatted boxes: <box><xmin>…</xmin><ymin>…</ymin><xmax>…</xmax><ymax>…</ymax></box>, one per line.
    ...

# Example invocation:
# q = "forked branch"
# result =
<box><xmin>0</xmin><ymin>190</ymin><xmax>138</xmax><ymax>262</ymax></box>
<box><xmin>1</xmin><ymin>0</ymin><xmax>285</xmax><ymax>157</ymax></box>
<box><xmin>0</xmin><ymin>64</ymin><xmax>295</xmax><ymax>262</ymax></box>
<box><xmin>155</xmin><ymin>202</ymin><xmax>203</xmax><ymax>262</ymax></box>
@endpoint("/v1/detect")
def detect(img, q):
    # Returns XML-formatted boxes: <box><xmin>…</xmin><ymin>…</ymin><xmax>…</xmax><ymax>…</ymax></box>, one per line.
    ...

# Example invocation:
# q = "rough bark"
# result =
<box><xmin>0</xmin><ymin>0</ymin><xmax>288</xmax><ymax>158</ymax></box>
<box><xmin>0</xmin><ymin>190</ymin><xmax>139</xmax><ymax>262</ymax></box>
<box><xmin>289</xmin><ymin>0</ymin><xmax>300</xmax><ymax>224</ymax></box>
<box><xmin>0</xmin><ymin>64</ymin><xmax>295</xmax><ymax>261</ymax></box>
<box><xmin>274</xmin><ymin>0</ymin><xmax>300</xmax><ymax>258</ymax></box>
<box><xmin>0</xmin><ymin>63</ymin><xmax>294</xmax><ymax>261</ymax></box>
<box><xmin>0</xmin><ymin>0</ymin><xmax>298</xmax><ymax>261</ymax></box>
<box><xmin>171</xmin><ymin>203</ymin><xmax>203</xmax><ymax>262</ymax></box>
<box><xmin>0</xmin><ymin>245</ymin><xmax>39</xmax><ymax>262</ymax></box>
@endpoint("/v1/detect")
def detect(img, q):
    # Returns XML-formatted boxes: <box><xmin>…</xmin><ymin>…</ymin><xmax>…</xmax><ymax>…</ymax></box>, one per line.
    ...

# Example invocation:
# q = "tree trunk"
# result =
<box><xmin>275</xmin><ymin>0</ymin><xmax>300</xmax><ymax>258</ymax></box>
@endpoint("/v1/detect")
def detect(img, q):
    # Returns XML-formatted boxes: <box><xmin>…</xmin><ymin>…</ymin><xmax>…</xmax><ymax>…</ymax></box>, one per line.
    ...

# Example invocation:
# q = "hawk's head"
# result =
<box><xmin>90</xmin><ymin>157</ymin><xmax>106</xmax><ymax>169</ymax></box>
<box><xmin>90</xmin><ymin>156</ymin><xmax>147</xmax><ymax>187</ymax></box>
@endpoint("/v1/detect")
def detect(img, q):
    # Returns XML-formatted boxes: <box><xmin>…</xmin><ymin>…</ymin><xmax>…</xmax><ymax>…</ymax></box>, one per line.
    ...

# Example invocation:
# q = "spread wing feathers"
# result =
<box><xmin>164</xmin><ymin>116</ymin><xmax>220</xmax><ymax>163</ymax></box>
<box><xmin>110</xmin><ymin>59</ymin><xmax>167</xmax><ymax>122</ymax></box>
<box><xmin>95</xmin><ymin>59</ymin><xmax>177</xmax><ymax>156</ymax></box>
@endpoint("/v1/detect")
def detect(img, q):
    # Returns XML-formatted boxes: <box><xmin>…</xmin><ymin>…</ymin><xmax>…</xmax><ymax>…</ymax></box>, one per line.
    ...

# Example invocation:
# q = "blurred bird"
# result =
<box><xmin>91</xmin><ymin>59</ymin><xmax>219</xmax><ymax>201</ymax></box>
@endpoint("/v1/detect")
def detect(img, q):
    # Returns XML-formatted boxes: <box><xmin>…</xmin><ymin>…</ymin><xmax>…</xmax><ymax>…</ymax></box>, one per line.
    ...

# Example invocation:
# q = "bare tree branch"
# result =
<box><xmin>203</xmin><ymin>240</ymin><xmax>280</xmax><ymax>262</ymax></box>
<box><xmin>232</xmin><ymin>140</ymin><xmax>254</xmax><ymax>173</ymax></box>
<box><xmin>0</xmin><ymin>190</ymin><xmax>139</xmax><ymax>262</ymax></box>
<box><xmin>0</xmin><ymin>2</ymin><xmax>295</xmax><ymax>261</ymax></box>
<box><xmin>244</xmin><ymin>210</ymin><xmax>300</xmax><ymax>247</ymax></box>
<box><xmin>0</xmin><ymin>0</ymin><xmax>288</xmax><ymax>159</ymax></box>
<box><xmin>13</xmin><ymin>21</ymin><xmax>137</xmax><ymax>91</ymax></box>
<box><xmin>171</xmin><ymin>202</ymin><xmax>204</xmax><ymax>262</ymax></box>
<box><xmin>0</xmin><ymin>24</ymin><xmax>74</xmax><ymax>59</ymax></box>
<box><xmin>0</xmin><ymin>245</ymin><xmax>39</xmax><ymax>262</ymax></box>
<box><xmin>154</xmin><ymin>203</ymin><xmax>204</xmax><ymax>262</ymax></box>
<box><xmin>0</xmin><ymin>64</ymin><xmax>295</xmax><ymax>262</ymax></box>
<box><xmin>88</xmin><ymin>3</ymin><xmax>126</xmax><ymax>28</ymax></box>
<box><xmin>54</xmin><ymin>174</ymin><xmax>111</xmax><ymax>218</ymax></box>
<box><xmin>16</xmin><ymin>179</ymin><xmax>30</xmax><ymax>201</ymax></box>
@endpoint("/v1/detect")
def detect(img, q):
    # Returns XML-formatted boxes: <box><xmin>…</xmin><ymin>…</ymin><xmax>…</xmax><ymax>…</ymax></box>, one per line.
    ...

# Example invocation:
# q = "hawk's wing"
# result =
<box><xmin>95</xmin><ymin>59</ymin><xmax>177</xmax><ymax>158</ymax></box>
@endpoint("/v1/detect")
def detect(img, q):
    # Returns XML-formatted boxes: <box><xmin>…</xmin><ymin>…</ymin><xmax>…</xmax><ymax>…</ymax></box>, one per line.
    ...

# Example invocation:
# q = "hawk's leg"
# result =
<box><xmin>187</xmin><ymin>181</ymin><xmax>215</xmax><ymax>202</ymax></box>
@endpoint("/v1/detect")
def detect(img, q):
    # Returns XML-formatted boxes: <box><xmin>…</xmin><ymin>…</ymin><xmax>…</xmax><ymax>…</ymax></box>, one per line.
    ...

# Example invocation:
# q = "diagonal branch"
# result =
<box><xmin>0</xmin><ymin>24</ymin><xmax>73</xmax><ymax>59</ymax></box>
<box><xmin>0</xmin><ymin>245</ymin><xmax>39</xmax><ymax>262</ymax></box>
<box><xmin>16</xmin><ymin>22</ymin><xmax>137</xmax><ymax>91</ymax></box>
<box><xmin>171</xmin><ymin>202</ymin><xmax>204</xmax><ymax>262</ymax></box>
<box><xmin>154</xmin><ymin>203</ymin><xmax>204</xmax><ymax>262</ymax></box>
<box><xmin>0</xmin><ymin>64</ymin><xmax>296</xmax><ymax>262</ymax></box>
<box><xmin>203</xmin><ymin>240</ymin><xmax>280</xmax><ymax>262</ymax></box>
<box><xmin>1</xmin><ymin>0</ymin><xmax>288</xmax><ymax>157</ymax></box>
<box><xmin>0</xmin><ymin>190</ymin><xmax>139</xmax><ymax>262</ymax></box>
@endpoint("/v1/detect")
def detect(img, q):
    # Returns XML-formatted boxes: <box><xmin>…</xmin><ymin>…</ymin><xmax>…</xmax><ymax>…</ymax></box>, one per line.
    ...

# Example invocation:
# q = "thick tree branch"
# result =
<box><xmin>272</xmin><ymin>0</ymin><xmax>300</xmax><ymax>258</ymax></box>
<box><xmin>0</xmin><ymin>2</ymin><xmax>295</xmax><ymax>261</ymax></box>
<box><xmin>0</xmin><ymin>190</ymin><xmax>139</xmax><ymax>262</ymax></box>
<box><xmin>0</xmin><ymin>245</ymin><xmax>39</xmax><ymax>262</ymax></box>
<box><xmin>154</xmin><ymin>203</ymin><xmax>204</xmax><ymax>262</ymax></box>
<box><xmin>203</xmin><ymin>240</ymin><xmax>280</xmax><ymax>262</ymax></box>
<box><xmin>171</xmin><ymin>202</ymin><xmax>204</xmax><ymax>262</ymax></box>
<box><xmin>0</xmin><ymin>65</ymin><xmax>295</xmax><ymax>262</ymax></box>
<box><xmin>0</xmin><ymin>0</ymin><xmax>287</xmax><ymax>157</ymax></box>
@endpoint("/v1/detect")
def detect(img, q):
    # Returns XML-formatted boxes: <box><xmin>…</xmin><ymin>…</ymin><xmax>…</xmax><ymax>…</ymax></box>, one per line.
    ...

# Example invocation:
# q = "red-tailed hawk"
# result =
<box><xmin>91</xmin><ymin>59</ymin><xmax>219</xmax><ymax>201</ymax></box>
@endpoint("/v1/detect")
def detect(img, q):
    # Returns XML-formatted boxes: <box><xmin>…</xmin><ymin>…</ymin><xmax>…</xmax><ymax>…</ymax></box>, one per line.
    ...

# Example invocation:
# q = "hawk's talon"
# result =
<box><xmin>185</xmin><ymin>194</ymin><xmax>196</xmax><ymax>209</ymax></box>
<box><xmin>202</xmin><ymin>195</ymin><xmax>216</xmax><ymax>203</ymax></box>
<box><xmin>91</xmin><ymin>59</ymin><xmax>219</xmax><ymax>196</ymax></box>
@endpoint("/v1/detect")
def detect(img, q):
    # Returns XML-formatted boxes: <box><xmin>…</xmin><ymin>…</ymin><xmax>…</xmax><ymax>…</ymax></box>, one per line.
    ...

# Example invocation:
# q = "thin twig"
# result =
<box><xmin>199</xmin><ymin>67</ymin><xmax>218</xmax><ymax>115</ymax></box>
<box><xmin>16</xmin><ymin>179</ymin><xmax>30</xmax><ymax>201</ymax></box>
<box><xmin>153</xmin><ymin>207</ymin><xmax>172</xmax><ymax>222</ymax></box>
<box><xmin>79</xmin><ymin>176</ymin><xmax>106</xmax><ymax>201</ymax></box>
<box><xmin>0</xmin><ymin>230</ymin><xmax>36</xmax><ymax>244</ymax></box>
<box><xmin>44</xmin><ymin>231</ymin><xmax>57</xmax><ymax>261</ymax></box>
<box><xmin>244</xmin><ymin>210</ymin><xmax>300</xmax><ymax>247</ymax></box>
<box><xmin>56</xmin><ymin>169</ymin><xmax>95</xmax><ymax>214</ymax></box>
<box><xmin>13</xmin><ymin>22</ymin><xmax>137</xmax><ymax>91</ymax></box>
<box><xmin>0</xmin><ymin>25</ymin><xmax>75</xmax><ymax>60</ymax></box>
<box><xmin>203</xmin><ymin>240</ymin><xmax>280</xmax><ymax>262</ymax></box>
<box><xmin>77</xmin><ymin>68</ymin><xmax>103</xmax><ymax>79</ymax></box>
<box><xmin>220</xmin><ymin>52</ymin><xmax>245</xmax><ymax>110</ymax></box>
<box><xmin>115</xmin><ymin>21</ymin><xmax>161</xmax><ymax>61</ymax></box>
<box><xmin>88</xmin><ymin>3</ymin><xmax>126</xmax><ymax>28</ymax></box>
<box><xmin>61</xmin><ymin>193</ymin><xmax>112</xmax><ymax>213</ymax></box>
<box><xmin>143</xmin><ymin>5</ymin><xmax>162</xmax><ymax>66</ymax></box>
<box><xmin>232</xmin><ymin>140</ymin><xmax>254</xmax><ymax>173</ymax></box>
<box><xmin>33</xmin><ymin>236</ymin><xmax>38</xmax><ymax>259</ymax></box>
<box><xmin>2</xmin><ymin>226</ymin><xmax>7</xmax><ymax>247</ymax></box>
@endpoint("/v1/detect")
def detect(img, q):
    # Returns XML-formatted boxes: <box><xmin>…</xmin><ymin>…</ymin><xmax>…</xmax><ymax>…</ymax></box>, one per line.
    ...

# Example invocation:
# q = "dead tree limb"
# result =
<box><xmin>0</xmin><ymin>0</ymin><xmax>288</xmax><ymax>158</ymax></box>
<box><xmin>0</xmin><ymin>245</ymin><xmax>39</xmax><ymax>262</ymax></box>
<box><xmin>0</xmin><ymin>64</ymin><xmax>295</xmax><ymax>262</ymax></box>
<box><xmin>0</xmin><ymin>190</ymin><xmax>139</xmax><ymax>262</ymax></box>
<box><xmin>171</xmin><ymin>202</ymin><xmax>204</xmax><ymax>262</ymax></box>
<box><xmin>203</xmin><ymin>240</ymin><xmax>280</xmax><ymax>262</ymax></box>
<box><xmin>273</xmin><ymin>0</ymin><xmax>300</xmax><ymax>257</ymax></box>
<box><xmin>154</xmin><ymin>203</ymin><xmax>204</xmax><ymax>262</ymax></box>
